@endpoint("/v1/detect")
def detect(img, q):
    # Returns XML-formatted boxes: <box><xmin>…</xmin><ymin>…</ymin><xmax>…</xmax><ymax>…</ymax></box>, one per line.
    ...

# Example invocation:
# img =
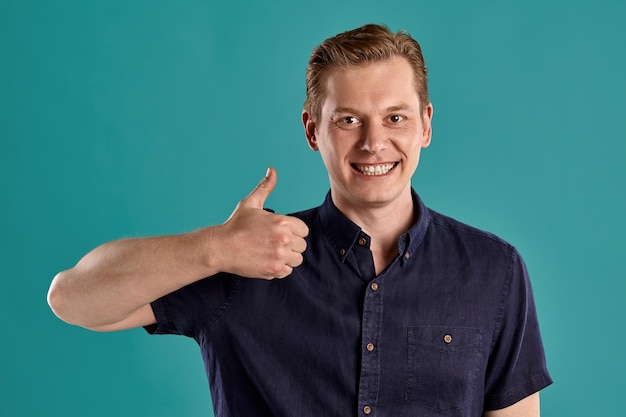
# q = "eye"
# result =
<box><xmin>336</xmin><ymin>116</ymin><xmax>362</xmax><ymax>129</ymax></box>
<box><xmin>389</xmin><ymin>114</ymin><xmax>405</xmax><ymax>123</ymax></box>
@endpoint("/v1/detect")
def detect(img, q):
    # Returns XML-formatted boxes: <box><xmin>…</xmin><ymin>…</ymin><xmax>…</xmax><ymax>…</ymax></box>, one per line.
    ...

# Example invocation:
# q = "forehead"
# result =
<box><xmin>321</xmin><ymin>57</ymin><xmax>420</xmax><ymax>112</ymax></box>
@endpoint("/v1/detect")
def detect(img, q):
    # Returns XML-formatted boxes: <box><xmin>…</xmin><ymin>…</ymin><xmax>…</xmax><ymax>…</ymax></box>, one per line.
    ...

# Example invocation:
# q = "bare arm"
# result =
<box><xmin>483</xmin><ymin>392</ymin><xmax>540</xmax><ymax>417</ymax></box>
<box><xmin>47</xmin><ymin>168</ymin><xmax>308</xmax><ymax>331</ymax></box>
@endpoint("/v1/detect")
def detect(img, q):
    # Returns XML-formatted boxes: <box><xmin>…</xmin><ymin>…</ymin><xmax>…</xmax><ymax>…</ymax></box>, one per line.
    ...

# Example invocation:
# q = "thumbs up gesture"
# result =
<box><xmin>211</xmin><ymin>168</ymin><xmax>310</xmax><ymax>279</ymax></box>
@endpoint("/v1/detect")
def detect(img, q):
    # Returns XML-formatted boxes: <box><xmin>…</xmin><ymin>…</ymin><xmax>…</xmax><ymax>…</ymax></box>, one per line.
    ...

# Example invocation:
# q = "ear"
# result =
<box><xmin>302</xmin><ymin>110</ymin><xmax>319</xmax><ymax>151</ymax></box>
<box><xmin>421</xmin><ymin>103</ymin><xmax>434</xmax><ymax>148</ymax></box>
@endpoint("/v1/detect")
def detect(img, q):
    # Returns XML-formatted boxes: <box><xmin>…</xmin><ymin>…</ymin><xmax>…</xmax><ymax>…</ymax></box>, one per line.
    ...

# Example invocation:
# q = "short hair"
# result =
<box><xmin>304</xmin><ymin>24</ymin><xmax>429</xmax><ymax>121</ymax></box>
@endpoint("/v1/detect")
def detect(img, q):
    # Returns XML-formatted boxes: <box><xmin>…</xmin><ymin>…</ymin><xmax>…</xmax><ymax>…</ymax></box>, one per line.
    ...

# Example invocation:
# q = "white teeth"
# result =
<box><xmin>355</xmin><ymin>163</ymin><xmax>395</xmax><ymax>176</ymax></box>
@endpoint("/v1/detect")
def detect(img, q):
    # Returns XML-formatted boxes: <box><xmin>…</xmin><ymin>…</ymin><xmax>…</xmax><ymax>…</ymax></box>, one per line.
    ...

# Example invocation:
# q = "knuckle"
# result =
<box><xmin>265</xmin><ymin>263</ymin><xmax>283</xmax><ymax>276</ymax></box>
<box><xmin>267</xmin><ymin>230</ymin><xmax>291</xmax><ymax>248</ymax></box>
<box><xmin>277</xmin><ymin>267</ymin><xmax>293</xmax><ymax>279</ymax></box>
<box><xmin>272</xmin><ymin>215</ymin><xmax>288</xmax><ymax>227</ymax></box>
<box><xmin>268</xmin><ymin>247</ymin><xmax>285</xmax><ymax>262</ymax></box>
<box><xmin>275</xmin><ymin>234</ymin><xmax>291</xmax><ymax>246</ymax></box>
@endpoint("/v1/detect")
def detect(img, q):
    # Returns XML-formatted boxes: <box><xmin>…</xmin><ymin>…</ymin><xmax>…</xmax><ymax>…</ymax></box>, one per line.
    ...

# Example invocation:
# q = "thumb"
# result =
<box><xmin>241</xmin><ymin>167</ymin><xmax>277</xmax><ymax>209</ymax></box>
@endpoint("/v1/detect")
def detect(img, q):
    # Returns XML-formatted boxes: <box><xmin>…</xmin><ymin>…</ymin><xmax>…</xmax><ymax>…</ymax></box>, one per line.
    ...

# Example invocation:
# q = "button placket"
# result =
<box><xmin>357</xmin><ymin>278</ymin><xmax>383</xmax><ymax>416</ymax></box>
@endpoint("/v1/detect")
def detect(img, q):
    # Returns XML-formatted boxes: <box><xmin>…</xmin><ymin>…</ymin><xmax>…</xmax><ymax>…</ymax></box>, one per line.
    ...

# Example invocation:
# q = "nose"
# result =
<box><xmin>360</xmin><ymin>122</ymin><xmax>387</xmax><ymax>154</ymax></box>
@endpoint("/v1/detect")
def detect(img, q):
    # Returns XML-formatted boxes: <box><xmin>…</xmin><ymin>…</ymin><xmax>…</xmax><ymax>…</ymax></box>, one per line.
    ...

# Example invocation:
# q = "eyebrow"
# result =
<box><xmin>330</xmin><ymin>107</ymin><xmax>360</xmax><ymax>116</ymax></box>
<box><xmin>330</xmin><ymin>104</ymin><xmax>416</xmax><ymax>116</ymax></box>
<box><xmin>385</xmin><ymin>104</ymin><xmax>416</xmax><ymax>113</ymax></box>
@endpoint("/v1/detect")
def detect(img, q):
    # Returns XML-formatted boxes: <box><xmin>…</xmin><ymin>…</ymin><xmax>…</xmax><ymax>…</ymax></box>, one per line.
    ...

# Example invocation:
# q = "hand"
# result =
<box><xmin>212</xmin><ymin>168</ymin><xmax>309</xmax><ymax>279</ymax></box>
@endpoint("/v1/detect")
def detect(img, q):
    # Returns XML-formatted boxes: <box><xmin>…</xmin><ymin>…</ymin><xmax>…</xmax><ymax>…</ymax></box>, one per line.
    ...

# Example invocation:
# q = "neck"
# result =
<box><xmin>332</xmin><ymin>189</ymin><xmax>416</xmax><ymax>275</ymax></box>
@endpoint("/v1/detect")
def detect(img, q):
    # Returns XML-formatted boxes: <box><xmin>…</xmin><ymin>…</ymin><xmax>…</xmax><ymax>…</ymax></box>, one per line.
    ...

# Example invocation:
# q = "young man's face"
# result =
<box><xmin>303</xmin><ymin>57</ymin><xmax>433</xmax><ymax>213</ymax></box>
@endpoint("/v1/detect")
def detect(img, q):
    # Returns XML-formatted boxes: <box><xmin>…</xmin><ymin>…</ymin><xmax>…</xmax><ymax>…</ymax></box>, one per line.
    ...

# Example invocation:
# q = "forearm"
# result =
<box><xmin>48</xmin><ymin>227</ymin><xmax>219</xmax><ymax>329</ymax></box>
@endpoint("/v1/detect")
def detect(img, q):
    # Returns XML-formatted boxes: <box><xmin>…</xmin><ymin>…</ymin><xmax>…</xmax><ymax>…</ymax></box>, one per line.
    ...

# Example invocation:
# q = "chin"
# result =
<box><xmin>353</xmin><ymin>190</ymin><xmax>400</xmax><ymax>206</ymax></box>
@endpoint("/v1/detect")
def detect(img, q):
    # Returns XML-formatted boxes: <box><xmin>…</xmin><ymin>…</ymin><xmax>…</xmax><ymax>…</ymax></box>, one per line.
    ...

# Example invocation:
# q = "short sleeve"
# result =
<box><xmin>143</xmin><ymin>273</ymin><xmax>240</xmax><ymax>338</ymax></box>
<box><xmin>483</xmin><ymin>249</ymin><xmax>553</xmax><ymax>409</ymax></box>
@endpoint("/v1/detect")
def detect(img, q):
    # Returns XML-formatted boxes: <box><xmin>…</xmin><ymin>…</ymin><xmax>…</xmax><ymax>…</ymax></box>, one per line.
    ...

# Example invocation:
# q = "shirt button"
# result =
<box><xmin>370</xmin><ymin>282</ymin><xmax>379</xmax><ymax>291</ymax></box>
<box><xmin>363</xmin><ymin>405</ymin><xmax>372</xmax><ymax>415</ymax></box>
<box><xmin>358</xmin><ymin>237</ymin><xmax>367</xmax><ymax>246</ymax></box>
<box><xmin>443</xmin><ymin>334</ymin><xmax>452</xmax><ymax>344</ymax></box>
<box><xmin>339</xmin><ymin>248</ymin><xmax>346</xmax><ymax>256</ymax></box>
<box><xmin>366</xmin><ymin>343</ymin><xmax>375</xmax><ymax>352</ymax></box>
<box><xmin>404</xmin><ymin>252</ymin><xmax>410</xmax><ymax>260</ymax></box>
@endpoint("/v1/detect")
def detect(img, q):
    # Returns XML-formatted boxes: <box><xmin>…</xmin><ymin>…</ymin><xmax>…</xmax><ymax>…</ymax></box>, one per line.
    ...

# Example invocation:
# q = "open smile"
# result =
<box><xmin>351</xmin><ymin>162</ymin><xmax>399</xmax><ymax>176</ymax></box>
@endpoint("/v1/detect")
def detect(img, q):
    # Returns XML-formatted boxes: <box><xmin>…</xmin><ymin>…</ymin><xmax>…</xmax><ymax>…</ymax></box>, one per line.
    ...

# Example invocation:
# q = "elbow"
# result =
<box><xmin>47</xmin><ymin>269</ymin><xmax>121</xmax><ymax>332</ymax></box>
<box><xmin>47</xmin><ymin>270</ymin><xmax>79</xmax><ymax>326</ymax></box>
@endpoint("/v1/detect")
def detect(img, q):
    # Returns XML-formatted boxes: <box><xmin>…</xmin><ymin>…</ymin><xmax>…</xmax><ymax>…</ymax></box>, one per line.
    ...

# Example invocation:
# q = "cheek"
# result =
<box><xmin>316</xmin><ymin>142</ymin><xmax>343</xmax><ymax>171</ymax></box>
<box><xmin>321</xmin><ymin>134</ymin><xmax>354</xmax><ymax>156</ymax></box>
<box><xmin>395</xmin><ymin>131</ymin><xmax>423</xmax><ymax>153</ymax></box>
<box><xmin>404</xmin><ymin>142</ymin><xmax>424</xmax><ymax>166</ymax></box>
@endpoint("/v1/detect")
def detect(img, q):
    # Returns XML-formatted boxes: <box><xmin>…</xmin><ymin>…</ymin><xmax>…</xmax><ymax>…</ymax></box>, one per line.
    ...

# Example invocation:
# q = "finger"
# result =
<box><xmin>289</xmin><ymin>217</ymin><xmax>310</xmax><ymax>238</ymax></box>
<box><xmin>241</xmin><ymin>167</ymin><xmax>277</xmax><ymax>209</ymax></box>
<box><xmin>274</xmin><ymin>265</ymin><xmax>294</xmax><ymax>279</ymax></box>
<box><xmin>291</xmin><ymin>236</ymin><xmax>307</xmax><ymax>254</ymax></box>
<box><xmin>286</xmin><ymin>251</ymin><xmax>304</xmax><ymax>268</ymax></box>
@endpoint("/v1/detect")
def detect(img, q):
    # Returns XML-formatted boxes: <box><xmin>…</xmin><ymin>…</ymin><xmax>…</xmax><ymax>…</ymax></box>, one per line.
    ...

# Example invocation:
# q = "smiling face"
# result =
<box><xmin>303</xmin><ymin>57</ymin><xmax>433</xmax><ymax>216</ymax></box>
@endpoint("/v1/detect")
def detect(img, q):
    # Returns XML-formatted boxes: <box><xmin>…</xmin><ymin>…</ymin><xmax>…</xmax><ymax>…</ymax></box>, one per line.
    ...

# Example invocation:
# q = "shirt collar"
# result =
<box><xmin>318</xmin><ymin>189</ymin><xmax>431</xmax><ymax>263</ymax></box>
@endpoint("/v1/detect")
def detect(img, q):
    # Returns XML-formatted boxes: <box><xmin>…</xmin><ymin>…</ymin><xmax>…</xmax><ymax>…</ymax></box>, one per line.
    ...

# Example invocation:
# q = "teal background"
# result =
<box><xmin>2</xmin><ymin>0</ymin><xmax>625</xmax><ymax>415</ymax></box>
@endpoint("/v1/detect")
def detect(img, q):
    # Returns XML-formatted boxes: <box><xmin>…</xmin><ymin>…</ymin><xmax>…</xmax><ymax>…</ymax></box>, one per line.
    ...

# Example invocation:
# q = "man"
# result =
<box><xmin>48</xmin><ymin>24</ymin><xmax>552</xmax><ymax>416</ymax></box>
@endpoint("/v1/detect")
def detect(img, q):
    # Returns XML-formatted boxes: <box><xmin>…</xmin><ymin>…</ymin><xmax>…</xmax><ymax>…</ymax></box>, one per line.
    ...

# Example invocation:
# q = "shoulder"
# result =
<box><xmin>427</xmin><ymin>208</ymin><xmax>516</xmax><ymax>250</ymax></box>
<box><xmin>289</xmin><ymin>206</ymin><xmax>321</xmax><ymax>222</ymax></box>
<box><xmin>423</xmin><ymin>207</ymin><xmax>523</xmax><ymax>272</ymax></box>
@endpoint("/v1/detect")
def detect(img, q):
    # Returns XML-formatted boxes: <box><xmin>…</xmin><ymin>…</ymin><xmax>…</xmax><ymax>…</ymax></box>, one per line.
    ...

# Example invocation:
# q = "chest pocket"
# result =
<box><xmin>405</xmin><ymin>326</ymin><xmax>483</xmax><ymax>413</ymax></box>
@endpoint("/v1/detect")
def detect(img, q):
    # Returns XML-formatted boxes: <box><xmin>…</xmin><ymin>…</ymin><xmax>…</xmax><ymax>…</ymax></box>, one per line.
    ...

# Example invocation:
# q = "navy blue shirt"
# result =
<box><xmin>147</xmin><ymin>190</ymin><xmax>552</xmax><ymax>417</ymax></box>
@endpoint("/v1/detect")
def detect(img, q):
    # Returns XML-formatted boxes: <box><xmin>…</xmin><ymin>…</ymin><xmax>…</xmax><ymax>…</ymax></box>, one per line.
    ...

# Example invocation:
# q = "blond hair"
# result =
<box><xmin>304</xmin><ymin>24</ymin><xmax>429</xmax><ymax>121</ymax></box>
